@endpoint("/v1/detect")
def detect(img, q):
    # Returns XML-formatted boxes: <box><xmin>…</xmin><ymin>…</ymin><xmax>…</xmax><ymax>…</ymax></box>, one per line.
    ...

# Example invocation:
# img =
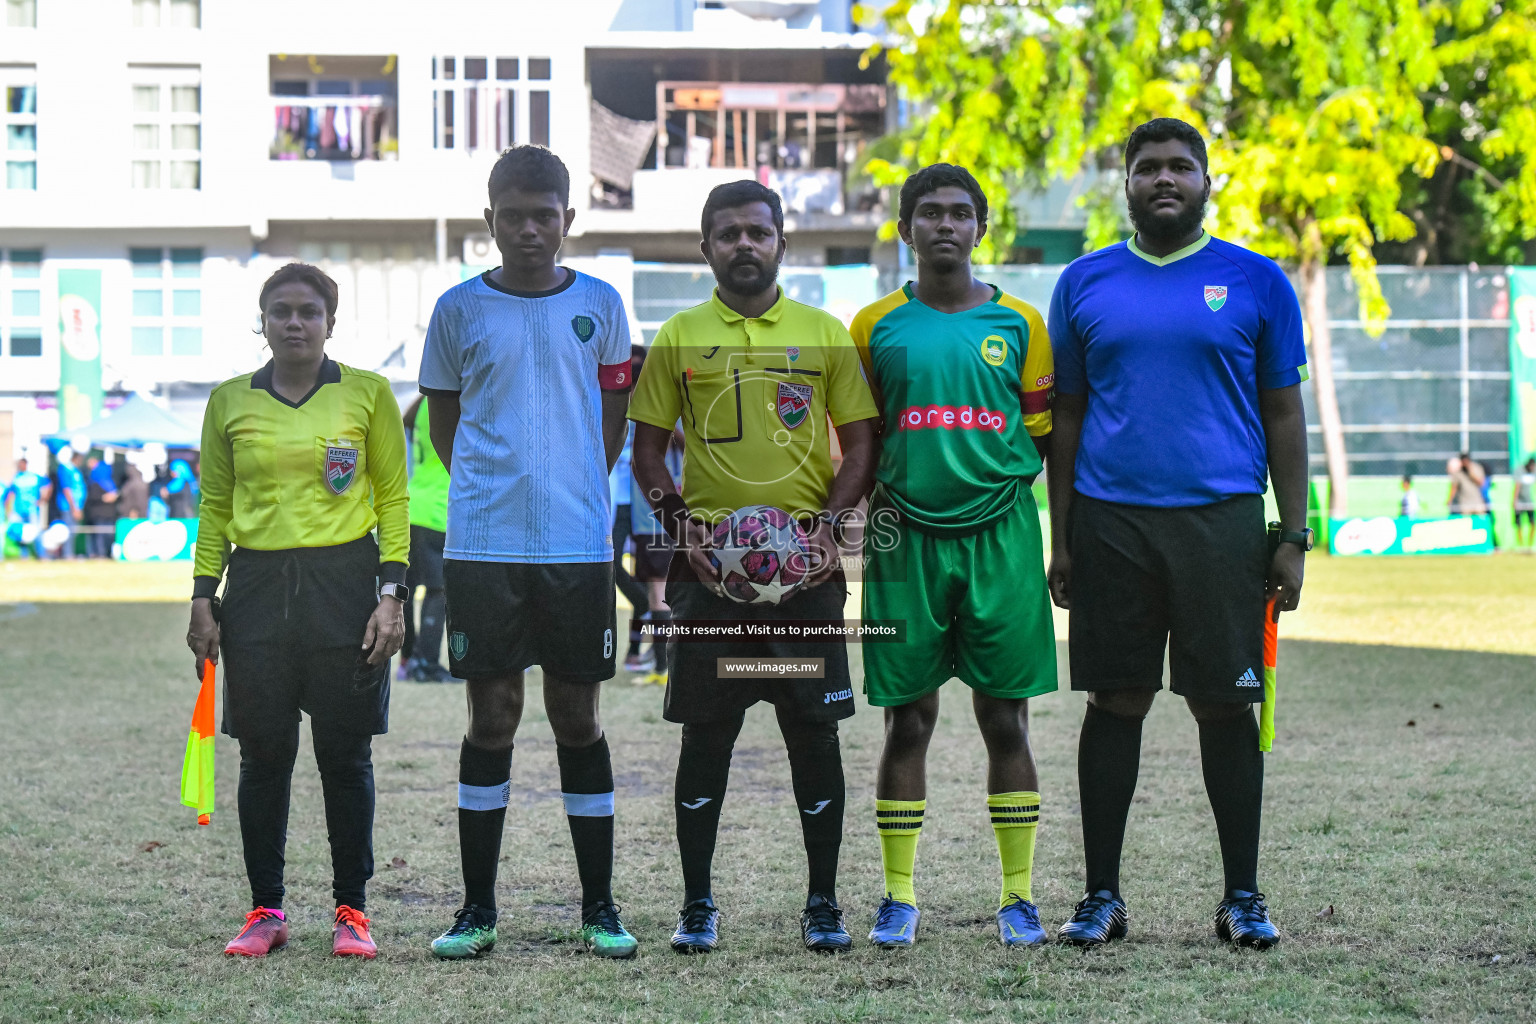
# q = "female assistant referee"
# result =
<box><xmin>185</xmin><ymin>263</ymin><xmax>409</xmax><ymax>959</ymax></box>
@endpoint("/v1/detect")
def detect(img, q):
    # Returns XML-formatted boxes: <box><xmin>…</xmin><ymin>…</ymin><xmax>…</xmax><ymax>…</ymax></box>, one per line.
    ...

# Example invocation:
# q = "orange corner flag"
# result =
<box><xmin>1259</xmin><ymin>596</ymin><xmax>1278</xmax><ymax>752</ymax></box>
<box><xmin>180</xmin><ymin>659</ymin><xmax>216</xmax><ymax>825</ymax></box>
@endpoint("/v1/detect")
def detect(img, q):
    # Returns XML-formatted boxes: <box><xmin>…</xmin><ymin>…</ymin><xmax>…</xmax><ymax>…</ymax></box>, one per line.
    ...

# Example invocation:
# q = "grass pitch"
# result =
<box><xmin>0</xmin><ymin>556</ymin><xmax>1532</xmax><ymax>1022</ymax></box>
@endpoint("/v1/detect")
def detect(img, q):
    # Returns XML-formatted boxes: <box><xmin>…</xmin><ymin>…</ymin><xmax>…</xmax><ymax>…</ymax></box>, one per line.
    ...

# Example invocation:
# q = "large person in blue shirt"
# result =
<box><xmin>1046</xmin><ymin>118</ymin><xmax>1311</xmax><ymax>949</ymax></box>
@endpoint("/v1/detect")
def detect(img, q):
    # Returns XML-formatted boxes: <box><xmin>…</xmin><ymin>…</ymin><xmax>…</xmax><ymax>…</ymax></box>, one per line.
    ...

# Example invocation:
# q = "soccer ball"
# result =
<box><xmin>708</xmin><ymin>505</ymin><xmax>813</xmax><ymax>605</ymax></box>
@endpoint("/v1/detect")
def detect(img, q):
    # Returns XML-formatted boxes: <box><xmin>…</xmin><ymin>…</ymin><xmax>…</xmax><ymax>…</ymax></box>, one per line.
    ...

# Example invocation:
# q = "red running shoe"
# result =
<box><xmin>224</xmin><ymin>908</ymin><xmax>288</xmax><ymax>957</ymax></box>
<box><xmin>333</xmin><ymin>905</ymin><xmax>377</xmax><ymax>958</ymax></box>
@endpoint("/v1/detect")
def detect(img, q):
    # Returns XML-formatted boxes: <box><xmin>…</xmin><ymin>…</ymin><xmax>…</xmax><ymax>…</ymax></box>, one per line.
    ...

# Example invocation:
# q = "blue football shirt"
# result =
<box><xmin>1049</xmin><ymin>233</ymin><xmax>1307</xmax><ymax>507</ymax></box>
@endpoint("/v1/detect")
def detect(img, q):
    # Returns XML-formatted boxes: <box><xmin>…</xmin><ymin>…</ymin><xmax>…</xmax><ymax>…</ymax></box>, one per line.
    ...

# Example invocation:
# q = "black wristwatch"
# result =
<box><xmin>1269</xmin><ymin>522</ymin><xmax>1314</xmax><ymax>551</ymax></box>
<box><xmin>379</xmin><ymin>582</ymin><xmax>410</xmax><ymax>602</ymax></box>
<box><xmin>810</xmin><ymin>509</ymin><xmax>844</xmax><ymax>545</ymax></box>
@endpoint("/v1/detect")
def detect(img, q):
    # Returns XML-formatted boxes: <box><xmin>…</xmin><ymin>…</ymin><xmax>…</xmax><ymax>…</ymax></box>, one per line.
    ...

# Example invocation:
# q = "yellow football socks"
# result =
<box><xmin>988</xmin><ymin>791</ymin><xmax>1040</xmax><ymax>904</ymax></box>
<box><xmin>876</xmin><ymin>799</ymin><xmax>925</xmax><ymax>907</ymax></box>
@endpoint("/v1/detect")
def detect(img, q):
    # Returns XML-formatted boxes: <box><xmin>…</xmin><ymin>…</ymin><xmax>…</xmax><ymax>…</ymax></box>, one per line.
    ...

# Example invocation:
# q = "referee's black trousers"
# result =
<box><xmin>238</xmin><ymin>720</ymin><xmax>375</xmax><ymax>911</ymax></box>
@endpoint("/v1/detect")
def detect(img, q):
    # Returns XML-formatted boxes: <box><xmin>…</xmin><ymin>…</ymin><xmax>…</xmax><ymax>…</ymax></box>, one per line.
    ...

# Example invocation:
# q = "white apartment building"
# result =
<box><xmin>0</xmin><ymin>0</ymin><xmax>892</xmax><ymax>452</ymax></box>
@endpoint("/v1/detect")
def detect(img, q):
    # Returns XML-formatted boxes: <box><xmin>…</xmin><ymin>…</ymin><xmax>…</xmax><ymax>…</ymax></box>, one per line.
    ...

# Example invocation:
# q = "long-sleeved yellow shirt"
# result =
<box><xmin>193</xmin><ymin>358</ymin><xmax>409</xmax><ymax>594</ymax></box>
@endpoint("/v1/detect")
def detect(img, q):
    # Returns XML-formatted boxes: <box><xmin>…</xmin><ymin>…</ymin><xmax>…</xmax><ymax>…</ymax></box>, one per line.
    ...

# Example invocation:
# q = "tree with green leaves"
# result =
<box><xmin>862</xmin><ymin>0</ymin><xmax>1536</xmax><ymax>514</ymax></box>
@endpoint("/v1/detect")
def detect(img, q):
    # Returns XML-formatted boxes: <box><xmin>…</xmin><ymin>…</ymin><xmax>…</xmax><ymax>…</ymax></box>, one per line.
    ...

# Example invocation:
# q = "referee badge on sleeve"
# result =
<box><xmin>324</xmin><ymin>445</ymin><xmax>359</xmax><ymax>495</ymax></box>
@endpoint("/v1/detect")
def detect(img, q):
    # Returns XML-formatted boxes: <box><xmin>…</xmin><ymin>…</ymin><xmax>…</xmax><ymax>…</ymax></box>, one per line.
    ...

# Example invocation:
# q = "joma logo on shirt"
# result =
<box><xmin>896</xmin><ymin>405</ymin><xmax>1008</xmax><ymax>432</ymax></box>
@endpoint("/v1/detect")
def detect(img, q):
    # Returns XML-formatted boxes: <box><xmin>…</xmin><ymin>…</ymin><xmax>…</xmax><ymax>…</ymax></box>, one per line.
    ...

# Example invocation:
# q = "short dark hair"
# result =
<box><xmin>258</xmin><ymin>262</ymin><xmax>338</xmax><ymax>318</ymax></box>
<box><xmin>488</xmin><ymin>145</ymin><xmax>571</xmax><ymax>208</ymax></box>
<box><xmin>700</xmin><ymin>180</ymin><xmax>784</xmax><ymax>240</ymax></box>
<box><xmin>1124</xmin><ymin>118</ymin><xmax>1208</xmax><ymax>173</ymax></box>
<box><xmin>898</xmin><ymin>163</ymin><xmax>988</xmax><ymax>230</ymax></box>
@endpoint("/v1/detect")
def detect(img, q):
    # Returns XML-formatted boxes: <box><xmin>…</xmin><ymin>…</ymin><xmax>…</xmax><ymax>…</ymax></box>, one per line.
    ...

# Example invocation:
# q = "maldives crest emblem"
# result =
<box><xmin>786</xmin><ymin>346</ymin><xmax>800</xmax><ymax>362</ymax></box>
<box><xmin>324</xmin><ymin>445</ymin><xmax>359</xmax><ymax>495</ymax></box>
<box><xmin>776</xmin><ymin>381</ymin><xmax>814</xmax><ymax>430</ymax></box>
<box><xmin>1204</xmin><ymin>286</ymin><xmax>1228</xmax><ymax>311</ymax></box>
<box><xmin>571</xmin><ymin>315</ymin><xmax>596</xmax><ymax>342</ymax></box>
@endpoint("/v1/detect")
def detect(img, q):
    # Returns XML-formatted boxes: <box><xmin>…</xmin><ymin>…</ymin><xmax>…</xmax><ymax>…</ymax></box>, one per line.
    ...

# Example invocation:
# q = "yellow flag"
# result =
<box><xmin>180</xmin><ymin>660</ymin><xmax>216</xmax><ymax>824</ymax></box>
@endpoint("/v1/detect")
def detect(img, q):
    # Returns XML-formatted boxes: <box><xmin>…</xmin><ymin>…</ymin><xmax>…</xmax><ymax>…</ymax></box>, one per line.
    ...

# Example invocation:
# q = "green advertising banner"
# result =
<box><xmin>1511</xmin><ymin>268</ymin><xmax>1536</xmax><ymax>470</ymax></box>
<box><xmin>57</xmin><ymin>269</ymin><xmax>104</xmax><ymax>434</ymax></box>
<box><xmin>1329</xmin><ymin>515</ymin><xmax>1494</xmax><ymax>556</ymax></box>
<box><xmin>114</xmin><ymin>518</ymin><xmax>199</xmax><ymax>561</ymax></box>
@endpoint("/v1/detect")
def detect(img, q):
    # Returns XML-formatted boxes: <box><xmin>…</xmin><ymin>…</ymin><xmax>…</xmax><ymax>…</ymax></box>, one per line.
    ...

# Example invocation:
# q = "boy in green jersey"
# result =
<box><xmin>850</xmin><ymin>165</ymin><xmax>1058</xmax><ymax>949</ymax></box>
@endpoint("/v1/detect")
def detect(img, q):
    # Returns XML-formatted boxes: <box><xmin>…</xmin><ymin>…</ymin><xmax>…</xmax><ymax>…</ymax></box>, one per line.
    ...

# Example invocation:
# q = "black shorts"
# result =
<box><xmin>1516</xmin><ymin>508</ymin><xmax>1535</xmax><ymax>526</ymax></box>
<box><xmin>219</xmin><ymin>535</ymin><xmax>391</xmax><ymax>738</ymax></box>
<box><xmin>632</xmin><ymin>532</ymin><xmax>673</xmax><ymax>582</ymax></box>
<box><xmin>407</xmin><ymin>525</ymin><xmax>446</xmax><ymax>590</ymax></box>
<box><xmin>443</xmin><ymin>559</ymin><xmax>617</xmax><ymax>682</ymax></box>
<box><xmin>661</xmin><ymin>553</ymin><xmax>855</xmax><ymax>725</ymax></box>
<box><xmin>1067</xmin><ymin>492</ymin><xmax>1267</xmax><ymax>703</ymax></box>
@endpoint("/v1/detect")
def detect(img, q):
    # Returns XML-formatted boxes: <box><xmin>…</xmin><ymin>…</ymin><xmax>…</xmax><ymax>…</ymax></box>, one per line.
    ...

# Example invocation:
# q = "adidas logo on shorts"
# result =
<box><xmin>1235</xmin><ymin>667</ymin><xmax>1261</xmax><ymax>687</ymax></box>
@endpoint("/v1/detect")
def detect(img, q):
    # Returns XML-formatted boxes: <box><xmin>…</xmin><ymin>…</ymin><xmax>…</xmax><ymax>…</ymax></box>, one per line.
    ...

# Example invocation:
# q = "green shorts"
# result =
<box><xmin>861</xmin><ymin>492</ymin><xmax>1058</xmax><ymax>707</ymax></box>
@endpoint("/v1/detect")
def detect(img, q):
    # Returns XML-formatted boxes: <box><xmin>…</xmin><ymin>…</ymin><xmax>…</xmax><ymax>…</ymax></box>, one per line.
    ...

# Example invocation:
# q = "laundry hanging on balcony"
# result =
<box><xmin>272</xmin><ymin>97</ymin><xmax>396</xmax><ymax>161</ymax></box>
<box><xmin>589</xmin><ymin>99</ymin><xmax>657</xmax><ymax>192</ymax></box>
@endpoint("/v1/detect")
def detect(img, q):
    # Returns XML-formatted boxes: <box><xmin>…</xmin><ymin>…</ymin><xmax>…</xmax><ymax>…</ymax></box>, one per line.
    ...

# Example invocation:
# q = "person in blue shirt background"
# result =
<box><xmin>3</xmin><ymin>456</ymin><xmax>51</xmax><ymax>558</ymax></box>
<box><xmin>163</xmin><ymin>457</ymin><xmax>199</xmax><ymax>520</ymax></box>
<box><xmin>50</xmin><ymin>446</ymin><xmax>86</xmax><ymax>559</ymax></box>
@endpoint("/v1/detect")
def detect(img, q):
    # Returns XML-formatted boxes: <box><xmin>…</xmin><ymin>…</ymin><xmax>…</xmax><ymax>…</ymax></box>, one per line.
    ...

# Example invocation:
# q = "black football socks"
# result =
<box><xmin>1197</xmin><ymin>706</ymin><xmax>1265</xmax><ymax>896</ymax></box>
<box><xmin>674</xmin><ymin>714</ymin><xmax>744</xmax><ymax>904</ymax></box>
<box><xmin>1078</xmin><ymin>703</ymin><xmax>1145</xmax><ymax>897</ymax></box>
<box><xmin>457</xmin><ymin>737</ymin><xmax>513</xmax><ymax>910</ymax></box>
<box><xmin>779</xmin><ymin>714</ymin><xmax>845</xmax><ymax>899</ymax></box>
<box><xmin>557</xmin><ymin>734</ymin><xmax>617</xmax><ymax>912</ymax></box>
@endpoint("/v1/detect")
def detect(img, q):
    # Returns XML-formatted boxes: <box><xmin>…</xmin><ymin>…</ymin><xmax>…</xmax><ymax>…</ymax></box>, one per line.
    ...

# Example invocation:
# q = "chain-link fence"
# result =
<box><xmin>634</xmin><ymin>261</ymin><xmax>1516</xmax><ymax>476</ymax></box>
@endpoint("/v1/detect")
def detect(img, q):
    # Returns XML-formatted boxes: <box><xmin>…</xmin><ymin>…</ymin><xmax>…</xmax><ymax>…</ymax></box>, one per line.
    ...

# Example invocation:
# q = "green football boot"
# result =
<box><xmin>431</xmin><ymin>904</ymin><xmax>498</xmax><ymax>959</ymax></box>
<box><xmin>581</xmin><ymin>902</ymin><xmax>639</xmax><ymax>959</ymax></box>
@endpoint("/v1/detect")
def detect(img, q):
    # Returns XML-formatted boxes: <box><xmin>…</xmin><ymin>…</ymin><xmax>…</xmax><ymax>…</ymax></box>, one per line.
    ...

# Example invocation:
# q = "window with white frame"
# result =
<box><xmin>4</xmin><ymin>67</ymin><xmax>37</xmax><ymax>190</ymax></box>
<box><xmin>132</xmin><ymin>0</ymin><xmax>200</xmax><ymax>27</ymax></box>
<box><xmin>5</xmin><ymin>0</ymin><xmax>36</xmax><ymax>28</ymax></box>
<box><xmin>269</xmin><ymin>54</ymin><xmax>398</xmax><ymax>161</ymax></box>
<box><xmin>129</xmin><ymin>247</ymin><xmax>202</xmax><ymax>356</ymax></box>
<box><xmin>432</xmin><ymin>55</ymin><xmax>551</xmax><ymax>152</ymax></box>
<box><xmin>2</xmin><ymin>249</ymin><xmax>44</xmax><ymax>358</ymax></box>
<box><xmin>130</xmin><ymin>68</ymin><xmax>201</xmax><ymax>189</ymax></box>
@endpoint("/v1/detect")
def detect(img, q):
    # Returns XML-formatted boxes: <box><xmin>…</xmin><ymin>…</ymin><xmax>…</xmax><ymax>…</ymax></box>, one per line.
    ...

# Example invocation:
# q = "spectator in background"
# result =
<box><xmin>148</xmin><ymin>462</ymin><xmax>171</xmax><ymax>521</ymax></box>
<box><xmin>83</xmin><ymin>451</ymin><xmax>120</xmax><ymax>558</ymax></box>
<box><xmin>1514</xmin><ymin>457</ymin><xmax>1535</xmax><ymax>551</ymax></box>
<box><xmin>1447</xmin><ymin>454</ymin><xmax>1487</xmax><ymax>515</ymax></box>
<box><xmin>51</xmin><ymin>446</ymin><xmax>86</xmax><ymax>559</ymax></box>
<box><xmin>119</xmin><ymin>464</ymin><xmax>149</xmax><ymax>520</ymax></box>
<box><xmin>1399</xmin><ymin>473</ymin><xmax>1419</xmax><ymax>519</ymax></box>
<box><xmin>164</xmin><ymin>458</ymin><xmax>198</xmax><ymax>519</ymax></box>
<box><xmin>3</xmin><ymin>456</ymin><xmax>51</xmax><ymax>558</ymax></box>
<box><xmin>399</xmin><ymin>396</ymin><xmax>453</xmax><ymax>684</ymax></box>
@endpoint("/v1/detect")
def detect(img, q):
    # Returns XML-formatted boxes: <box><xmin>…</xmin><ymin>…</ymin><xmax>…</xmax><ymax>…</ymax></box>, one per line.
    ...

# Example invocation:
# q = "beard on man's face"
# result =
<box><xmin>712</xmin><ymin>253</ymin><xmax>779</xmax><ymax>295</ymax></box>
<box><xmin>1127</xmin><ymin>191</ymin><xmax>1208</xmax><ymax>244</ymax></box>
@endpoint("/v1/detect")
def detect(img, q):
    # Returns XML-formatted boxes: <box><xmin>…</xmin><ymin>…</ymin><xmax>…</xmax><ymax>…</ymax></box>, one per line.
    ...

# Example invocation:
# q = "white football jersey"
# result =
<box><xmin>419</xmin><ymin>269</ymin><xmax>632</xmax><ymax>562</ymax></box>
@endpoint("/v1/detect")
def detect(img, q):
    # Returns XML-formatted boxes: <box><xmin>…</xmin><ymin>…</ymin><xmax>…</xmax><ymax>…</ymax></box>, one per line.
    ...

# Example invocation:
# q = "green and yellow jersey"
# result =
<box><xmin>406</xmin><ymin>399</ymin><xmax>449</xmax><ymax>534</ymax></box>
<box><xmin>851</xmin><ymin>284</ymin><xmax>1054</xmax><ymax>535</ymax></box>
<box><xmin>193</xmin><ymin>358</ymin><xmax>409</xmax><ymax>594</ymax></box>
<box><xmin>629</xmin><ymin>288</ymin><xmax>878</xmax><ymax>521</ymax></box>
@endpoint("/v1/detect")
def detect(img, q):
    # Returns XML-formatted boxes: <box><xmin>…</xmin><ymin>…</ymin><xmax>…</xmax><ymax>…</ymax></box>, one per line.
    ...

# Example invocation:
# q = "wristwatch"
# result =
<box><xmin>379</xmin><ymin>581</ymin><xmax>410</xmax><ymax>602</ymax></box>
<box><xmin>810</xmin><ymin>509</ymin><xmax>843</xmax><ymax>545</ymax></box>
<box><xmin>1270</xmin><ymin>523</ymin><xmax>1315</xmax><ymax>551</ymax></box>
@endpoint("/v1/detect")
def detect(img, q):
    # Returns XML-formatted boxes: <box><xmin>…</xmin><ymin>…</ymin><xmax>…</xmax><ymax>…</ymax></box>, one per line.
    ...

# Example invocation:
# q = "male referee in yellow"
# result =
<box><xmin>629</xmin><ymin>179</ymin><xmax>879</xmax><ymax>954</ymax></box>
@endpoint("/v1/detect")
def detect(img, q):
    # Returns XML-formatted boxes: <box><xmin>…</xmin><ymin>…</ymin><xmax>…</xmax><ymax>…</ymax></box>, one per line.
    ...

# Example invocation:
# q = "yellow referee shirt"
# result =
<box><xmin>628</xmin><ymin>288</ymin><xmax>878</xmax><ymax>521</ymax></box>
<box><xmin>193</xmin><ymin>358</ymin><xmax>409</xmax><ymax>591</ymax></box>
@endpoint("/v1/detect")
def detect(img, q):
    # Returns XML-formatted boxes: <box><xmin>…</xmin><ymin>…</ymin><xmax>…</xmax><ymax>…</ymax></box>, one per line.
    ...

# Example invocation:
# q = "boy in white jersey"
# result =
<box><xmin>418</xmin><ymin>146</ymin><xmax>638</xmax><ymax>959</ymax></box>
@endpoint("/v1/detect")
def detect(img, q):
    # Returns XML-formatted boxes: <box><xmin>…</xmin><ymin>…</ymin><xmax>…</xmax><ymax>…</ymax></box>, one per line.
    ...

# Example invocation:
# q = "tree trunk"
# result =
<box><xmin>1298</xmin><ymin>256</ymin><xmax>1349</xmax><ymax>516</ymax></box>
